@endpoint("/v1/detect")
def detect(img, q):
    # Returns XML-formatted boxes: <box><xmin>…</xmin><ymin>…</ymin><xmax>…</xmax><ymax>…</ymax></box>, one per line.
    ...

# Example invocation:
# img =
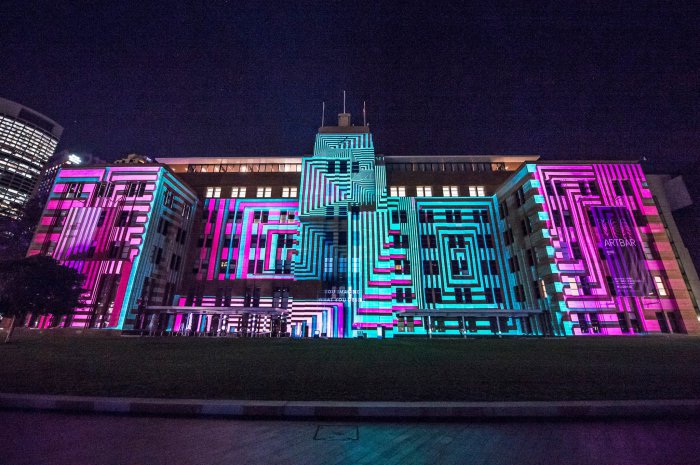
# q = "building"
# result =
<box><xmin>25</xmin><ymin>113</ymin><xmax>700</xmax><ymax>337</ymax></box>
<box><xmin>114</xmin><ymin>153</ymin><xmax>153</xmax><ymax>165</ymax></box>
<box><xmin>32</xmin><ymin>150</ymin><xmax>106</xmax><ymax>203</ymax></box>
<box><xmin>0</xmin><ymin>97</ymin><xmax>63</xmax><ymax>219</ymax></box>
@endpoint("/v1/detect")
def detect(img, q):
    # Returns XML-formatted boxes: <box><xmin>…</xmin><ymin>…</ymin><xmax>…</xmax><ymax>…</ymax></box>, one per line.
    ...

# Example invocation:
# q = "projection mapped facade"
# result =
<box><xmin>26</xmin><ymin>116</ymin><xmax>700</xmax><ymax>337</ymax></box>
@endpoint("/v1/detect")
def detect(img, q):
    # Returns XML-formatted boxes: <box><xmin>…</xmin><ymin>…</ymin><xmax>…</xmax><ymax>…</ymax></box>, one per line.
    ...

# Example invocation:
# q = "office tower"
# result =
<box><xmin>0</xmin><ymin>97</ymin><xmax>63</xmax><ymax>219</ymax></box>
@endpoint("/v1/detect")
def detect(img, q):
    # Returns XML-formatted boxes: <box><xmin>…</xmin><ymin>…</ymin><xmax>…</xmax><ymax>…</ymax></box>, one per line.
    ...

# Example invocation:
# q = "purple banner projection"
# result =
<box><xmin>591</xmin><ymin>206</ymin><xmax>654</xmax><ymax>297</ymax></box>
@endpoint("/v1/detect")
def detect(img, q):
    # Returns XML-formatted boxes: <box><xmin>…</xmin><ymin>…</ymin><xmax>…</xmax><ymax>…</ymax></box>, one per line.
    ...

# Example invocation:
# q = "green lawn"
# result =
<box><xmin>1</xmin><ymin>335</ymin><xmax>700</xmax><ymax>401</ymax></box>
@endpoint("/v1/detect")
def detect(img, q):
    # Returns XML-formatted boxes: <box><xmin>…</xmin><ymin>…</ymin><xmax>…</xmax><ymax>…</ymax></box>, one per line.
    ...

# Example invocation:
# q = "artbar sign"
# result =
<box><xmin>591</xmin><ymin>206</ymin><xmax>655</xmax><ymax>297</ymax></box>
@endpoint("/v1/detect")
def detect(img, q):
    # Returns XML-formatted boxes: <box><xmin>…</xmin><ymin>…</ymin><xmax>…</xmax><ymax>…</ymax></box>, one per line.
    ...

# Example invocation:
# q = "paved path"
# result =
<box><xmin>2</xmin><ymin>410</ymin><xmax>699</xmax><ymax>464</ymax></box>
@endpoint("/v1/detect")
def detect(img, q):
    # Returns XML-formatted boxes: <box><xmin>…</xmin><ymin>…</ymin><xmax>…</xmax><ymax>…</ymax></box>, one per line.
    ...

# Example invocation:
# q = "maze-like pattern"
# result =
<box><xmin>198</xmin><ymin>199</ymin><xmax>300</xmax><ymax>280</ymax></box>
<box><xmin>534</xmin><ymin>164</ymin><xmax>686</xmax><ymax>334</ymax></box>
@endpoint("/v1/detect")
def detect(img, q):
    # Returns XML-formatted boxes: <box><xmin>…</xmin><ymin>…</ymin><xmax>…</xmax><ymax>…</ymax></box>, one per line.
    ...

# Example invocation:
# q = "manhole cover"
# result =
<box><xmin>314</xmin><ymin>425</ymin><xmax>359</xmax><ymax>441</ymax></box>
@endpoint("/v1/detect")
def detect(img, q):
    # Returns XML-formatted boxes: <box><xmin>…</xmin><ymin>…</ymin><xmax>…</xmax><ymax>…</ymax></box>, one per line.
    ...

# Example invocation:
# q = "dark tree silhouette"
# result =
<box><xmin>0</xmin><ymin>196</ymin><xmax>46</xmax><ymax>259</ymax></box>
<box><xmin>0</xmin><ymin>256</ymin><xmax>84</xmax><ymax>343</ymax></box>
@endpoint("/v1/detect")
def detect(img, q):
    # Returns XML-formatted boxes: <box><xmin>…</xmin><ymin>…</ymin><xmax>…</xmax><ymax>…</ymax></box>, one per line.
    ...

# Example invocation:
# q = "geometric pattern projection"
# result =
<box><xmin>26</xmin><ymin>130</ymin><xmax>699</xmax><ymax>338</ymax></box>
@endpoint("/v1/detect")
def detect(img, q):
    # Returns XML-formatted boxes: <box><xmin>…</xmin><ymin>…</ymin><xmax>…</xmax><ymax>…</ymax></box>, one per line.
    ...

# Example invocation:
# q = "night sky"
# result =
<box><xmin>1</xmin><ymin>1</ymin><xmax>698</xmax><ymax>173</ymax></box>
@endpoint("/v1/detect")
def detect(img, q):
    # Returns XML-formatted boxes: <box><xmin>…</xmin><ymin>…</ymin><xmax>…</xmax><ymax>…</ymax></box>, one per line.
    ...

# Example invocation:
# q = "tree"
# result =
<box><xmin>0</xmin><ymin>196</ymin><xmax>46</xmax><ymax>259</ymax></box>
<box><xmin>0</xmin><ymin>256</ymin><xmax>85</xmax><ymax>343</ymax></box>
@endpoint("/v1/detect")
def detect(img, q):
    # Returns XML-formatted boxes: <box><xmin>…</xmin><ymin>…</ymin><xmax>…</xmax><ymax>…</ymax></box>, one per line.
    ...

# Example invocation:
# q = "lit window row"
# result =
<box><xmin>205</xmin><ymin>186</ymin><xmax>298</xmax><ymax>198</ymax></box>
<box><xmin>388</xmin><ymin>185</ymin><xmax>486</xmax><ymax>197</ymax></box>
<box><xmin>188</xmin><ymin>163</ymin><xmax>302</xmax><ymax>174</ymax></box>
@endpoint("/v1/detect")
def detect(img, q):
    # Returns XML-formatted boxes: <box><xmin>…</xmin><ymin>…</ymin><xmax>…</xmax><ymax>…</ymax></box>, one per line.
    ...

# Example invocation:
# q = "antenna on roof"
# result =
<box><xmin>321</xmin><ymin>101</ymin><xmax>325</xmax><ymax>127</ymax></box>
<box><xmin>343</xmin><ymin>90</ymin><xmax>346</xmax><ymax>114</ymax></box>
<box><xmin>363</xmin><ymin>100</ymin><xmax>367</xmax><ymax>126</ymax></box>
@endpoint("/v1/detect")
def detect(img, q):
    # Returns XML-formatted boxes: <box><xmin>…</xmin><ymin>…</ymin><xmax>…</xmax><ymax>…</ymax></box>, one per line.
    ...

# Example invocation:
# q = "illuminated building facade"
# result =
<box><xmin>32</xmin><ymin>150</ymin><xmax>106</xmax><ymax>203</ymax></box>
<box><xmin>0</xmin><ymin>97</ymin><xmax>63</xmax><ymax>219</ymax></box>
<box><xmin>25</xmin><ymin>115</ymin><xmax>700</xmax><ymax>337</ymax></box>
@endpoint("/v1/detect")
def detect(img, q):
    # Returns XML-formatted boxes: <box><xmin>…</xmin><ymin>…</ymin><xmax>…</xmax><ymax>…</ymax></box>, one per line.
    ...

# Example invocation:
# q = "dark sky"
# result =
<box><xmin>1</xmin><ymin>1</ymin><xmax>698</xmax><ymax>172</ymax></box>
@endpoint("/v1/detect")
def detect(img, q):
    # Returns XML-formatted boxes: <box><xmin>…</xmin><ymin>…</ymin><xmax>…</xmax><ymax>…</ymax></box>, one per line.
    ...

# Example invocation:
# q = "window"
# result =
<box><xmin>514</xmin><ymin>284</ymin><xmax>525</xmax><ymax>302</ymax></box>
<box><xmin>503</xmin><ymin>228</ymin><xmax>514</xmax><ymax>246</ymax></box>
<box><xmin>251</xmin><ymin>210</ymin><xmax>267</xmax><ymax>224</ymax></box>
<box><xmin>391</xmin><ymin>210</ymin><xmax>408</xmax><ymax>223</ymax></box>
<box><xmin>493</xmin><ymin>288</ymin><xmax>504</xmax><ymax>304</ymax></box>
<box><xmin>654</xmin><ymin>276</ymin><xmax>668</xmax><ymax>297</ymax></box>
<box><xmin>446</xmin><ymin>210</ymin><xmax>462</xmax><ymax>223</ymax></box>
<box><xmin>482</xmin><ymin>260</ymin><xmax>498</xmax><ymax>275</ymax></box>
<box><xmin>613</xmin><ymin>180</ymin><xmax>623</xmax><ymax>196</ymax></box>
<box><xmin>499</xmin><ymin>201</ymin><xmax>509</xmax><ymax>219</ymax></box>
<box><xmin>95</xmin><ymin>182</ymin><xmax>113</xmax><ymax>198</ymax></box>
<box><xmin>282</xmin><ymin>186</ymin><xmax>298</xmax><ymax>197</ymax></box>
<box><xmin>642</xmin><ymin>241</ymin><xmax>656</xmax><ymax>260</ymax></box>
<box><xmin>527</xmin><ymin>248</ymin><xmax>537</xmax><ymax>267</ymax></box>
<box><xmin>395</xmin><ymin>287</ymin><xmax>413</xmax><ymax>303</ymax></box>
<box><xmin>562</xmin><ymin>211</ymin><xmax>574</xmax><ymax>228</ymax></box>
<box><xmin>125</xmin><ymin>182</ymin><xmax>145</xmax><ymax>197</ymax></box>
<box><xmin>116</xmin><ymin>211</ymin><xmax>130</xmax><ymax>227</ymax></box>
<box><xmin>65</xmin><ymin>183</ymin><xmax>83</xmax><ymax>199</ymax></box>
<box><xmin>569</xmin><ymin>242</ymin><xmax>583</xmax><ymax>260</ymax></box>
<box><xmin>230</xmin><ymin>186</ymin><xmax>247</xmax><ymax>197</ymax></box>
<box><xmin>468</xmin><ymin>186</ymin><xmax>485</xmax><ymax>197</ymax></box>
<box><xmin>394</xmin><ymin>259</ymin><xmax>411</xmax><ymax>274</ymax></box>
<box><xmin>389</xmin><ymin>186</ymin><xmax>406</xmax><ymax>197</ymax></box>
<box><xmin>442</xmin><ymin>186</ymin><xmax>459</xmax><ymax>197</ymax></box>
<box><xmin>578</xmin><ymin>313</ymin><xmax>590</xmax><ymax>333</ymax></box>
<box><xmin>421</xmin><ymin>234</ymin><xmax>437</xmax><ymax>248</ymax></box>
<box><xmin>451</xmin><ymin>259</ymin><xmax>468</xmax><ymax>275</ymax></box>
<box><xmin>622</xmin><ymin>180</ymin><xmax>634</xmax><ymax>196</ymax></box>
<box><xmin>206</xmin><ymin>186</ymin><xmax>221</xmax><ymax>198</ymax></box>
<box><xmin>455</xmin><ymin>287</ymin><xmax>472</xmax><ymax>303</ymax></box>
<box><xmin>391</xmin><ymin>234</ymin><xmax>409</xmax><ymax>248</ymax></box>
<box><xmin>515</xmin><ymin>186</ymin><xmax>526</xmax><ymax>206</ymax></box>
<box><xmin>324</xmin><ymin>257</ymin><xmax>333</xmax><ymax>273</ymax></box>
<box><xmin>633</xmin><ymin>209</ymin><xmax>648</xmax><ymax>227</ymax></box>
<box><xmin>425</xmin><ymin>288</ymin><xmax>442</xmax><ymax>304</ymax></box>
<box><xmin>163</xmin><ymin>190</ymin><xmax>175</xmax><ymax>208</ymax></box>
<box><xmin>416</xmin><ymin>186</ymin><xmax>432</xmax><ymax>197</ymax></box>
<box><xmin>182</xmin><ymin>203</ymin><xmax>191</xmax><ymax>219</ymax></box>
<box><xmin>328</xmin><ymin>161</ymin><xmax>336</xmax><ymax>173</ymax></box>
<box><xmin>423</xmin><ymin>260</ymin><xmax>440</xmax><ymax>275</ymax></box>
<box><xmin>352</xmin><ymin>257</ymin><xmax>360</xmax><ymax>273</ymax></box>
<box><xmin>256</xmin><ymin>187</ymin><xmax>272</xmax><ymax>198</ymax></box>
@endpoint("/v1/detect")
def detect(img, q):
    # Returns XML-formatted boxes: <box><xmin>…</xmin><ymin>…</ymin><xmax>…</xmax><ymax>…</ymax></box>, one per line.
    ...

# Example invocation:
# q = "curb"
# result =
<box><xmin>2</xmin><ymin>393</ymin><xmax>700</xmax><ymax>419</ymax></box>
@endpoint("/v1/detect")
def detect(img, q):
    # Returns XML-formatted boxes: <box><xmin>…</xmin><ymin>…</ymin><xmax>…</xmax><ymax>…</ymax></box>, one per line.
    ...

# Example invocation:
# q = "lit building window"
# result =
<box><xmin>442</xmin><ymin>186</ymin><xmax>459</xmax><ymax>197</ymax></box>
<box><xmin>389</xmin><ymin>186</ymin><xmax>406</xmax><ymax>197</ymax></box>
<box><xmin>654</xmin><ymin>276</ymin><xmax>668</xmax><ymax>297</ymax></box>
<box><xmin>205</xmin><ymin>186</ymin><xmax>221</xmax><ymax>198</ymax></box>
<box><xmin>231</xmin><ymin>187</ymin><xmax>247</xmax><ymax>197</ymax></box>
<box><xmin>468</xmin><ymin>186</ymin><xmax>486</xmax><ymax>196</ymax></box>
<box><xmin>256</xmin><ymin>187</ymin><xmax>272</xmax><ymax>198</ymax></box>
<box><xmin>416</xmin><ymin>186</ymin><xmax>432</xmax><ymax>197</ymax></box>
<box><xmin>282</xmin><ymin>186</ymin><xmax>298</xmax><ymax>197</ymax></box>
<box><xmin>324</xmin><ymin>257</ymin><xmax>334</xmax><ymax>273</ymax></box>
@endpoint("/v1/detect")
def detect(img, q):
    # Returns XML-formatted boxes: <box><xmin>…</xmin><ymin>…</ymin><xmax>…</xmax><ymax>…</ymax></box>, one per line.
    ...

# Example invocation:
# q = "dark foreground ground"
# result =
<box><xmin>1</xmin><ymin>335</ymin><xmax>700</xmax><ymax>401</ymax></box>
<box><xmin>3</xmin><ymin>410</ymin><xmax>700</xmax><ymax>465</ymax></box>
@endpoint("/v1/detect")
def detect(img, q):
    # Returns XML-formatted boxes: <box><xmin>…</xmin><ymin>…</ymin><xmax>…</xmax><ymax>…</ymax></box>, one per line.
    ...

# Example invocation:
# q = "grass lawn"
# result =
<box><xmin>1</xmin><ymin>335</ymin><xmax>700</xmax><ymax>401</ymax></box>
